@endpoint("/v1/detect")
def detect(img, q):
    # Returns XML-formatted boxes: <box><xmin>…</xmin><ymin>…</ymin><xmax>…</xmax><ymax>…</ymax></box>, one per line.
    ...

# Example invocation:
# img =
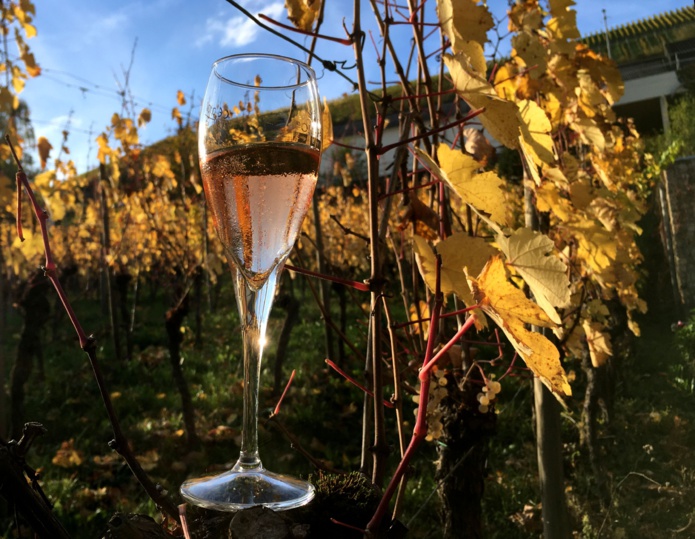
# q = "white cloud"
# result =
<box><xmin>197</xmin><ymin>1</ymin><xmax>285</xmax><ymax>48</ymax></box>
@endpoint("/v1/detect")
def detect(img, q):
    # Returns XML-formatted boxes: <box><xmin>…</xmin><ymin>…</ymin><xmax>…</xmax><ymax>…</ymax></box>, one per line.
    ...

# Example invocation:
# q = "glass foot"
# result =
<box><xmin>180</xmin><ymin>463</ymin><xmax>315</xmax><ymax>511</ymax></box>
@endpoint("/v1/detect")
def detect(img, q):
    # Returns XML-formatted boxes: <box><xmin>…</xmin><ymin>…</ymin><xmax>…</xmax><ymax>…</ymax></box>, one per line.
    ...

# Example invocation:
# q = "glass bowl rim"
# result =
<box><xmin>211</xmin><ymin>53</ymin><xmax>317</xmax><ymax>90</ymax></box>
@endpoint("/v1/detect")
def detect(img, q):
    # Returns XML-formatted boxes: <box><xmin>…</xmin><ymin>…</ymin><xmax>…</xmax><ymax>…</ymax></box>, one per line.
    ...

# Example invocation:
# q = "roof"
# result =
<box><xmin>582</xmin><ymin>6</ymin><xmax>695</xmax><ymax>65</ymax></box>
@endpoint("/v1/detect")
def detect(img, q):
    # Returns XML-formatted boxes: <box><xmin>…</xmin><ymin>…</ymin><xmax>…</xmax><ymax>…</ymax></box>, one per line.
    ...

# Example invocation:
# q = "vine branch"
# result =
<box><xmin>7</xmin><ymin>135</ymin><xmax>180</xmax><ymax>522</ymax></box>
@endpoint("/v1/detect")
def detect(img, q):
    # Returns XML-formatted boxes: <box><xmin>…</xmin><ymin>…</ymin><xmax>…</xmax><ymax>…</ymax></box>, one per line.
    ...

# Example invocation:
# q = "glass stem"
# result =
<box><xmin>232</xmin><ymin>265</ymin><xmax>280</xmax><ymax>470</ymax></box>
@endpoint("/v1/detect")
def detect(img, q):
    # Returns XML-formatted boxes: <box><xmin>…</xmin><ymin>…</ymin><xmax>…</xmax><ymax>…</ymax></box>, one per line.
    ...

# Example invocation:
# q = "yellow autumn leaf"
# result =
<box><xmin>569</xmin><ymin>177</ymin><xmax>593</xmax><ymax>210</ymax></box>
<box><xmin>547</xmin><ymin>54</ymin><xmax>577</xmax><ymax>92</ymax></box>
<box><xmin>472</xmin><ymin>255</ymin><xmax>557</xmax><ymax>328</ymax></box>
<box><xmin>450</xmin><ymin>40</ymin><xmax>487</xmax><ymax>76</ymax></box>
<box><xmin>12</xmin><ymin>228</ymin><xmax>43</xmax><ymax>266</ymax></box>
<box><xmin>492</xmin><ymin>63</ymin><xmax>518</xmax><ymax>101</ymax></box>
<box><xmin>137</xmin><ymin>449</ymin><xmax>160</xmax><ymax>472</ymax></box>
<box><xmin>21</xmin><ymin>50</ymin><xmax>40</xmax><ymax>77</ymax></box>
<box><xmin>0</xmin><ymin>86</ymin><xmax>17</xmax><ymax>111</ymax></box>
<box><xmin>577</xmin><ymin>70</ymin><xmax>604</xmax><ymax>117</ymax></box>
<box><xmin>571</xmin><ymin>219</ymin><xmax>617</xmax><ymax>271</ymax></box>
<box><xmin>33</xmin><ymin>170</ymin><xmax>54</xmax><ymax>190</ymax></box>
<box><xmin>535</xmin><ymin>181</ymin><xmax>573</xmax><ymax>222</ymax></box>
<box><xmin>412</xmin><ymin>233</ymin><xmax>495</xmax><ymax>308</ymax></box>
<box><xmin>601</xmin><ymin>63</ymin><xmax>625</xmax><ymax>105</ymax></box>
<box><xmin>512</xmin><ymin>31</ymin><xmax>547</xmax><ymax>80</ymax></box>
<box><xmin>571</xmin><ymin>117</ymin><xmax>605</xmax><ymax>152</ymax></box>
<box><xmin>496</xmin><ymin>227</ymin><xmax>570</xmax><ymax>323</ymax></box>
<box><xmin>560</xmin><ymin>152</ymin><xmax>580</xmax><ymax>181</ymax></box>
<box><xmin>22</xmin><ymin>22</ymin><xmax>37</xmax><ymax>38</ymax></box>
<box><xmin>508</xmin><ymin>1</ymin><xmax>543</xmax><ymax>32</ymax></box>
<box><xmin>12</xmin><ymin>66</ymin><xmax>25</xmax><ymax>94</ymax></box>
<box><xmin>579</xmin><ymin>50</ymin><xmax>624</xmax><ymax>105</ymax></box>
<box><xmin>177</xmin><ymin>89</ymin><xmax>186</xmax><ymax>106</ymax></box>
<box><xmin>518</xmin><ymin>99</ymin><xmax>555</xmax><ymax>177</ymax></box>
<box><xmin>96</xmin><ymin>133</ymin><xmax>111</xmax><ymax>164</ymax></box>
<box><xmin>138</xmin><ymin>108</ymin><xmax>152</xmax><ymax>127</ymax></box>
<box><xmin>285</xmin><ymin>0</ymin><xmax>319</xmax><ymax>31</ymax></box>
<box><xmin>45</xmin><ymin>191</ymin><xmax>68</xmax><ymax>222</ymax></box>
<box><xmin>467</xmin><ymin>256</ymin><xmax>571</xmax><ymax>398</ymax></box>
<box><xmin>52</xmin><ymin>439</ymin><xmax>84</xmax><ymax>468</ymax></box>
<box><xmin>0</xmin><ymin>173</ymin><xmax>13</xmax><ymax>206</ymax></box>
<box><xmin>540</xmin><ymin>91</ymin><xmax>563</xmax><ymax>127</ymax></box>
<box><xmin>436</xmin><ymin>0</ymin><xmax>493</xmax><ymax>47</ymax></box>
<box><xmin>322</xmin><ymin>97</ymin><xmax>333</xmax><ymax>151</ymax></box>
<box><xmin>542</xmin><ymin>165</ymin><xmax>569</xmax><ymax>189</ymax></box>
<box><xmin>409</xmin><ymin>300</ymin><xmax>430</xmax><ymax>335</ymax></box>
<box><xmin>150</xmin><ymin>155</ymin><xmax>175</xmax><ymax>182</ymax></box>
<box><xmin>549</xmin><ymin>0</ymin><xmax>576</xmax><ymax>15</ymax></box>
<box><xmin>444</xmin><ymin>53</ymin><xmax>522</xmax><ymax>150</ymax></box>
<box><xmin>546</xmin><ymin>9</ymin><xmax>580</xmax><ymax>42</ymax></box>
<box><xmin>582</xmin><ymin>321</ymin><xmax>612</xmax><ymax>368</ymax></box>
<box><xmin>431</xmin><ymin>145</ymin><xmax>507</xmax><ymax>225</ymax></box>
<box><xmin>172</xmin><ymin>107</ymin><xmax>182</xmax><ymax>126</ymax></box>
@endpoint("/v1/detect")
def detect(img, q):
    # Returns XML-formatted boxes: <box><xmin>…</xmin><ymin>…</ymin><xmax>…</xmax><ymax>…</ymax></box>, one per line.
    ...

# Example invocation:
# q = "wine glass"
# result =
<box><xmin>180</xmin><ymin>53</ymin><xmax>321</xmax><ymax>511</ymax></box>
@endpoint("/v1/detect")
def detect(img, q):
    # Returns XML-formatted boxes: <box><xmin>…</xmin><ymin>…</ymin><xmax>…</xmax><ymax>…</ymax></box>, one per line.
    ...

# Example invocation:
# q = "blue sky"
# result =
<box><xmin>19</xmin><ymin>0</ymin><xmax>693</xmax><ymax>173</ymax></box>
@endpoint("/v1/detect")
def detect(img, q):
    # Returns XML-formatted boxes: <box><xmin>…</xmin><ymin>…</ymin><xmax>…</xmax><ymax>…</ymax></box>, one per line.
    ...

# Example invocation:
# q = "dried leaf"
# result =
<box><xmin>464</xmin><ymin>128</ymin><xmax>495</xmax><ymax>165</ymax></box>
<box><xmin>37</xmin><ymin>136</ymin><xmax>52</xmax><ymax>169</ymax></box>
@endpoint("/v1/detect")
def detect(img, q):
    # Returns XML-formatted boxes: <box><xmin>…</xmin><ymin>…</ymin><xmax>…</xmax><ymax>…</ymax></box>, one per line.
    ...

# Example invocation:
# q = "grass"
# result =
<box><xmin>2</xmin><ymin>270</ymin><xmax>695</xmax><ymax>538</ymax></box>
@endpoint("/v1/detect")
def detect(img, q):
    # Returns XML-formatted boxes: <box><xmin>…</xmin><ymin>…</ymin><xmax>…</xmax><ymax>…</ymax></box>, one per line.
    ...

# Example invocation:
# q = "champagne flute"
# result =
<box><xmin>181</xmin><ymin>53</ymin><xmax>321</xmax><ymax>511</ymax></box>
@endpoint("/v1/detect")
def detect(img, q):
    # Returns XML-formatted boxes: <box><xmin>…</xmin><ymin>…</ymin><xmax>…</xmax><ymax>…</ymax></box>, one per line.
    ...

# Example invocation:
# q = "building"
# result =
<box><xmin>583</xmin><ymin>5</ymin><xmax>695</xmax><ymax>134</ymax></box>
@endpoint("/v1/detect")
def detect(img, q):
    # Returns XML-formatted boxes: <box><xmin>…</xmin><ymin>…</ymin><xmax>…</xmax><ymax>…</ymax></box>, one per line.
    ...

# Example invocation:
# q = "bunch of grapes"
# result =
<box><xmin>476</xmin><ymin>379</ymin><xmax>502</xmax><ymax>413</ymax></box>
<box><xmin>412</xmin><ymin>369</ymin><xmax>449</xmax><ymax>441</ymax></box>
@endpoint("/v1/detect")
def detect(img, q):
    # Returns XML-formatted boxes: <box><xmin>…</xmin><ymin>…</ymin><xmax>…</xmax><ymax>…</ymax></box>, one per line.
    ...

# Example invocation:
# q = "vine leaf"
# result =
<box><xmin>444</xmin><ymin>52</ymin><xmax>522</xmax><ymax>150</ymax></box>
<box><xmin>412</xmin><ymin>233</ymin><xmax>492</xmax><ymax>326</ymax></box>
<box><xmin>467</xmin><ymin>256</ymin><xmax>571</xmax><ymax>399</ymax></box>
<box><xmin>535</xmin><ymin>181</ymin><xmax>573</xmax><ymax>222</ymax></box>
<box><xmin>512</xmin><ymin>31</ymin><xmax>547</xmax><ymax>79</ymax></box>
<box><xmin>409</xmin><ymin>300</ymin><xmax>430</xmax><ymax>335</ymax></box>
<box><xmin>582</xmin><ymin>320</ymin><xmax>612</xmax><ymax>368</ymax></box>
<box><xmin>570</xmin><ymin>219</ymin><xmax>617</xmax><ymax>272</ymax></box>
<box><xmin>571</xmin><ymin>117</ymin><xmax>605</xmax><ymax>152</ymax></box>
<box><xmin>547</xmin><ymin>3</ymin><xmax>580</xmax><ymax>42</ymax></box>
<box><xmin>415</xmin><ymin>145</ymin><xmax>507</xmax><ymax>225</ymax></box>
<box><xmin>496</xmin><ymin>227</ymin><xmax>570</xmax><ymax>325</ymax></box>
<box><xmin>518</xmin><ymin>99</ymin><xmax>555</xmax><ymax>173</ymax></box>
<box><xmin>436</xmin><ymin>0</ymin><xmax>488</xmax><ymax>75</ymax></box>
<box><xmin>438</xmin><ymin>144</ymin><xmax>507</xmax><ymax>225</ymax></box>
<box><xmin>436</xmin><ymin>0</ymin><xmax>493</xmax><ymax>48</ymax></box>
<box><xmin>138</xmin><ymin>108</ymin><xmax>152</xmax><ymax>127</ymax></box>
<box><xmin>548</xmin><ymin>0</ymin><xmax>576</xmax><ymax>14</ymax></box>
<box><xmin>285</xmin><ymin>0</ymin><xmax>320</xmax><ymax>31</ymax></box>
